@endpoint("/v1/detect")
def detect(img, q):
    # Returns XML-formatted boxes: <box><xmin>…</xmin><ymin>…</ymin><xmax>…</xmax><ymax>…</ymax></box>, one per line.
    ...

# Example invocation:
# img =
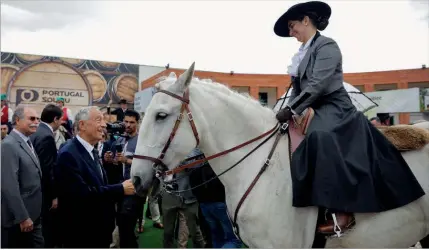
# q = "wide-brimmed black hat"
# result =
<box><xmin>118</xmin><ymin>99</ymin><xmax>127</xmax><ymax>104</ymax></box>
<box><xmin>274</xmin><ymin>1</ymin><xmax>331</xmax><ymax>37</ymax></box>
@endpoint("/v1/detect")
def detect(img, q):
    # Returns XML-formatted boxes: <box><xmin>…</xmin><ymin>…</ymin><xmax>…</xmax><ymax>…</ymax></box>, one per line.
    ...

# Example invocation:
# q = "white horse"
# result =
<box><xmin>131</xmin><ymin>63</ymin><xmax>429</xmax><ymax>248</ymax></box>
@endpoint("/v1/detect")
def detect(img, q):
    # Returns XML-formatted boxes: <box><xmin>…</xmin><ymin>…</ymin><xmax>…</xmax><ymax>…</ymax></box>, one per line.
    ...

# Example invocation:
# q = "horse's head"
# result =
<box><xmin>131</xmin><ymin>63</ymin><xmax>201</xmax><ymax>194</ymax></box>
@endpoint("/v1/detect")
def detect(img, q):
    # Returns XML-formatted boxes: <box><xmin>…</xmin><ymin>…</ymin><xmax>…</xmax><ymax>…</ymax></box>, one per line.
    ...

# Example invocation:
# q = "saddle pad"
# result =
<box><xmin>289</xmin><ymin>108</ymin><xmax>315</xmax><ymax>154</ymax></box>
<box><xmin>378</xmin><ymin>125</ymin><xmax>429</xmax><ymax>151</ymax></box>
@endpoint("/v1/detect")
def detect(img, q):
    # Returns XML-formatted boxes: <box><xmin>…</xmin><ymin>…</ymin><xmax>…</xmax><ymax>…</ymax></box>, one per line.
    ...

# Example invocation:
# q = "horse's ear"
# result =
<box><xmin>175</xmin><ymin>62</ymin><xmax>195</xmax><ymax>91</ymax></box>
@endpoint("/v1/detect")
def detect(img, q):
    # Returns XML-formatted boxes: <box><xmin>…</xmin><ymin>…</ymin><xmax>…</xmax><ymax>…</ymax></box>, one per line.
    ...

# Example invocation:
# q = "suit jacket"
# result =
<box><xmin>1</xmin><ymin>130</ymin><xmax>42</xmax><ymax>228</ymax></box>
<box><xmin>54</xmin><ymin>137</ymin><xmax>123</xmax><ymax>246</ymax></box>
<box><xmin>30</xmin><ymin>123</ymin><xmax>57</xmax><ymax>204</ymax></box>
<box><xmin>287</xmin><ymin>33</ymin><xmax>344</xmax><ymax>115</ymax></box>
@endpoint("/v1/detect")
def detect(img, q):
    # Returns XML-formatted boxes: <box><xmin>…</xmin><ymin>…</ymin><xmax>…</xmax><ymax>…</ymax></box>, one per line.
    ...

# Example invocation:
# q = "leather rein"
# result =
<box><xmin>133</xmin><ymin>88</ymin><xmax>288</xmax><ymax>241</ymax></box>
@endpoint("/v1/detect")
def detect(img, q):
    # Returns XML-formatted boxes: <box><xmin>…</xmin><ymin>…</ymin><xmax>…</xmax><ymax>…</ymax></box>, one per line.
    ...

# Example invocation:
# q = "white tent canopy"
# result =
<box><xmin>273</xmin><ymin>82</ymin><xmax>378</xmax><ymax>113</ymax></box>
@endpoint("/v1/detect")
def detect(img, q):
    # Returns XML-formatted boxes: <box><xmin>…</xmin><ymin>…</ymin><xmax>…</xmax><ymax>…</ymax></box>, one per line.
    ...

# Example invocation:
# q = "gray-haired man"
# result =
<box><xmin>1</xmin><ymin>106</ymin><xmax>44</xmax><ymax>248</ymax></box>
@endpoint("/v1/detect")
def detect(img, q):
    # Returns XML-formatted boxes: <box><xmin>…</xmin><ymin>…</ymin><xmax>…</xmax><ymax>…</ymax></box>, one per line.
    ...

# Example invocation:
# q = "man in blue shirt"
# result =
<box><xmin>115</xmin><ymin>110</ymin><xmax>145</xmax><ymax>248</ymax></box>
<box><xmin>188</xmin><ymin>148</ymin><xmax>242</xmax><ymax>248</ymax></box>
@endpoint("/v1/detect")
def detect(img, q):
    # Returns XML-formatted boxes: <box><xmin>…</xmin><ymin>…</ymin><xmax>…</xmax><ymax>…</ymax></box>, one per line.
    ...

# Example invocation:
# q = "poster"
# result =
<box><xmin>1</xmin><ymin>52</ymin><xmax>139</xmax><ymax>115</ymax></box>
<box><xmin>365</xmin><ymin>88</ymin><xmax>421</xmax><ymax>113</ymax></box>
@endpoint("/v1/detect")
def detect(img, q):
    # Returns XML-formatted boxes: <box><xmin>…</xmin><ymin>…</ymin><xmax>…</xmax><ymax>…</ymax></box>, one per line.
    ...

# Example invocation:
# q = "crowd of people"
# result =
<box><xmin>1</xmin><ymin>96</ymin><xmax>243</xmax><ymax>248</ymax></box>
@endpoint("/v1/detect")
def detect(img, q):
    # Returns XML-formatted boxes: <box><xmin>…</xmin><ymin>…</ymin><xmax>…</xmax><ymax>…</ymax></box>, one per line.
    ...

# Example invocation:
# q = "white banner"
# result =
<box><xmin>365</xmin><ymin>88</ymin><xmax>420</xmax><ymax>113</ymax></box>
<box><xmin>134</xmin><ymin>87</ymin><xmax>156</xmax><ymax>113</ymax></box>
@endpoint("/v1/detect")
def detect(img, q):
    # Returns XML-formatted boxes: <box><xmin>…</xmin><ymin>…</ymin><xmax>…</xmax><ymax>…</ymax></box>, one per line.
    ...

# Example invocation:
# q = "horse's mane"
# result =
<box><xmin>154</xmin><ymin>75</ymin><xmax>275</xmax><ymax>116</ymax></box>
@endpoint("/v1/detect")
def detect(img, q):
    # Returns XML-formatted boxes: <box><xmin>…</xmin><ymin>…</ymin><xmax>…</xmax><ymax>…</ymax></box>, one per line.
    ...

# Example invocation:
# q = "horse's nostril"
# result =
<box><xmin>133</xmin><ymin>176</ymin><xmax>141</xmax><ymax>189</ymax></box>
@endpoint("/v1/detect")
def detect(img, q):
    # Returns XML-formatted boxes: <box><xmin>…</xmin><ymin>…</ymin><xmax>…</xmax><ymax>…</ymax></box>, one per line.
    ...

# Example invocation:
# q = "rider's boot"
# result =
<box><xmin>317</xmin><ymin>212</ymin><xmax>355</xmax><ymax>235</ymax></box>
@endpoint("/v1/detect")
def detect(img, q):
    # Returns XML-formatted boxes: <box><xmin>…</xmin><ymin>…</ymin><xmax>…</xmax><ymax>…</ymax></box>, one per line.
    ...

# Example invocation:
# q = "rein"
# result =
<box><xmin>132</xmin><ymin>86</ymin><xmax>289</xmax><ymax>244</ymax></box>
<box><xmin>164</xmin><ymin>123</ymin><xmax>280</xmax><ymax>193</ymax></box>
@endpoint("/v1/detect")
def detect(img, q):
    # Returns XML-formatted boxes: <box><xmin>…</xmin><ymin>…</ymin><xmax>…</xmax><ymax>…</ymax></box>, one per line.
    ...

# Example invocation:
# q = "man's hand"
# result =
<box><xmin>116</xmin><ymin>152</ymin><xmax>126</xmax><ymax>164</ymax></box>
<box><xmin>122</xmin><ymin>179</ymin><xmax>135</xmax><ymax>195</ymax></box>
<box><xmin>104</xmin><ymin>151</ymin><xmax>113</xmax><ymax>163</ymax></box>
<box><xmin>50</xmin><ymin>198</ymin><xmax>58</xmax><ymax>210</ymax></box>
<box><xmin>20</xmin><ymin>218</ymin><xmax>33</xmax><ymax>232</ymax></box>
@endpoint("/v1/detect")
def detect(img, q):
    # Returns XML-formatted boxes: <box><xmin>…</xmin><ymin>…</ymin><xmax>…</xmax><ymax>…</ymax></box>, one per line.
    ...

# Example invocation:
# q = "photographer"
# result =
<box><xmin>107</xmin><ymin>110</ymin><xmax>145</xmax><ymax>248</ymax></box>
<box><xmin>102</xmin><ymin>132</ymin><xmax>126</xmax><ymax>186</ymax></box>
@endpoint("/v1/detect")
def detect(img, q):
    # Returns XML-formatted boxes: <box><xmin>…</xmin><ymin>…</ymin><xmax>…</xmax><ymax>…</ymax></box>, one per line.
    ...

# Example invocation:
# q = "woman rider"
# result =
<box><xmin>274</xmin><ymin>1</ymin><xmax>425</xmax><ymax>235</ymax></box>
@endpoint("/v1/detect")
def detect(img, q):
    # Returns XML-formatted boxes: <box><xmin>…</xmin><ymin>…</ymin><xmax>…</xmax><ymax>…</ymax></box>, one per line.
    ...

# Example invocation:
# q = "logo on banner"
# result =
<box><xmin>15</xmin><ymin>89</ymin><xmax>39</xmax><ymax>106</ymax></box>
<box><xmin>14</xmin><ymin>88</ymin><xmax>87</xmax><ymax>106</ymax></box>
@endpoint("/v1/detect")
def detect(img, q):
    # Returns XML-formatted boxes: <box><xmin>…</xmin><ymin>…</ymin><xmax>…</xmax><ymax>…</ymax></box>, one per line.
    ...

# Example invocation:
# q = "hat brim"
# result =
<box><xmin>274</xmin><ymin>1</ymin><xmax>331</xmax><ymax>37</ymax></box>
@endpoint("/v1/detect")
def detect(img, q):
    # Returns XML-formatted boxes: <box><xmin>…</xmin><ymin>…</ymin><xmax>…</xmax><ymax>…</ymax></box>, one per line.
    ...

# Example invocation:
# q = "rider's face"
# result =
<box><xmin>288</xmin><ymin>17</ymin><xmax>310</xmax><ymax>42</ymax></box>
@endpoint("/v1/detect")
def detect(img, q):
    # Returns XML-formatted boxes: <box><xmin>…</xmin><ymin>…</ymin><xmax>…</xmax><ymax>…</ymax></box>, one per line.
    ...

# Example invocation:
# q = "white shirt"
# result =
<box><xmin>76</xmin><ymin>135</ymin><xmax>95</xmax><ymax>160</ymax></box>
<box><xmin>97</xmin><ymin>142</ymin><xmax>104</xmax><ymax>158</ymax></box>
<box><xmin>76</xmin><ymin>135</ymin><xmax>104</xmax><ymax>178</ymax></box>
<box><xmin>66</xmin><ymin>108</ymin><xmax>74</xmax><ymax>123</ymax></box>
<box><xmin>287</xmin><ymin>33</ymin><xmax>316</xmax><ymax>77</ymax></box>
<box><xmin>8</xmin><ymin>107</ymin><xmax>13</xmax><ymax>122</ymax></box>
<box><xmin>122</xmin><ymin>142</ymin><xmax>128</xmax><ymax>177</ymax></box>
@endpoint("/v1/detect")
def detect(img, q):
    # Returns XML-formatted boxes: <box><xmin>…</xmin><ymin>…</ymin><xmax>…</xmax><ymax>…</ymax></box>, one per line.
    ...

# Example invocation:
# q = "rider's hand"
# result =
<box><xmin>276</xmin><ymin>107</ymin><xmax>293</xmax><ymax>123</ymax></box>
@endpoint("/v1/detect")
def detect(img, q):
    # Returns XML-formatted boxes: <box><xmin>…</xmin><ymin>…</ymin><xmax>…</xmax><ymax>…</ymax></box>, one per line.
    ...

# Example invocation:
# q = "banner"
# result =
<box><xmin>134</xmin><ymin>87</ymin><xmax>156</xmax><ymax>113</ymax></box>
<box><xmin>365</xmin><ymin>88</ymin><xmax>420</xmax><ymax>113</ymax></box>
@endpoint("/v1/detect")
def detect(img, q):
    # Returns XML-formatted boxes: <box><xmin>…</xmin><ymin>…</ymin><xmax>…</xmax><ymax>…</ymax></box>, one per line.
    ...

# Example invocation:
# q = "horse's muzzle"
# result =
<box><xmin>132</xmin><ymin>175</ymin><xmax>151</xmax><ymax>196</ymax></box>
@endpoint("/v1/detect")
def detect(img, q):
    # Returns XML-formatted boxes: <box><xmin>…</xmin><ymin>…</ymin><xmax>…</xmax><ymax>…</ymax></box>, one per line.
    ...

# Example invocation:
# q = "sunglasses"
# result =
<box><xmin>29</xmin><ymin>116</ymin><xmax>40</xmax><ymax>122</ymax></box>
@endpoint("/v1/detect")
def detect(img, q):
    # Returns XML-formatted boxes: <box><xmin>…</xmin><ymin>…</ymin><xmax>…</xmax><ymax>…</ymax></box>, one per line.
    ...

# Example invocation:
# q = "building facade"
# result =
<box><xmin>140</xmin><ymin>67</ymin><xmax>429</xmax><ymax>124</ymax></box>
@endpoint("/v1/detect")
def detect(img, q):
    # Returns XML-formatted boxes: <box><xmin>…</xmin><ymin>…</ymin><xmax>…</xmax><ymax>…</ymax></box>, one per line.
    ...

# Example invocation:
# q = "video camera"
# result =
<box><xmin>106</xmin><ymin>122</ymin><xmax>126</xmax><ymax>135</ymax></box>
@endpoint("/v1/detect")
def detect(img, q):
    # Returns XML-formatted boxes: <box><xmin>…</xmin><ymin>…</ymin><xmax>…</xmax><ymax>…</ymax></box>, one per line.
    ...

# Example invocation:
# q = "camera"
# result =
<box><xmin>115</xmin><ymin>144</ymin><xmax>123</xmax><ymax>153</ymax></box>
<box><xmin>106</xmin><ymin>122</ymin><xmax>125</xmax><ymax>135</ymax></box>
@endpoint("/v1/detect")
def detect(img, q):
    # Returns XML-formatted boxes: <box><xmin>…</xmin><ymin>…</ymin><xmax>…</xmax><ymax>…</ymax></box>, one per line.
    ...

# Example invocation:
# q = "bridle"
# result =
<box><xmin>133</xmin><ymin>89</ymin><xmax>200</xmax><ymax>176</ymax></box>
<box><xmin>133</xmin><ymin>86</ymin><xmax>289</xmax><ymax>245</ymax></box>
<box><xmin>133</xmin><ymin>88</ymin><xmax>280</xmax><ymax>177</ymax></box>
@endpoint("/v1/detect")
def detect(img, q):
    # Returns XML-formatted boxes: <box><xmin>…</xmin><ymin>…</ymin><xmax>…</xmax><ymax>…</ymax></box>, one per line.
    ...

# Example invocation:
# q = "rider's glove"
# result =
<box><xmin>276</xmin><ymin>107</ymin><xmax>293</xmax><ymax>123</ymax></box>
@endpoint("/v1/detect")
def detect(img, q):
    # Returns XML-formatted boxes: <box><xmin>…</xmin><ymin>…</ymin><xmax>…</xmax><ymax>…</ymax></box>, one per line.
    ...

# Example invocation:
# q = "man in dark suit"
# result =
<box><xmin>54</xmin><ymin>106</ymin><xmax>135</xmax><ymax>248</ymax></box>
<box><xmin>111</xmin><ymin>99</ymin><xmax>128</xmax><ymax>122</ymax></box>
<box><xmin>30</xmin><ymin>104</ymin><xmax>63</xmax><ymax>248</ymax></box>
<box><xmin>1</xmin><ymin>106</ymin><xmax>44</xmax><ymax>248</ymax></box>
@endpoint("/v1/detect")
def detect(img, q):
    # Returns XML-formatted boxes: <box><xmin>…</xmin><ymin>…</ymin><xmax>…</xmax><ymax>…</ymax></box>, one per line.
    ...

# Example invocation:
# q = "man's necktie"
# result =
<box><xmin>92</xmin><ymin>148</ymin><xmax>104</xmax><ymax>181</ymax></box>
<box><xmin>27</xmin><ymin>139</ymin><xmax>37</xmax><ymax>157</ymax></box>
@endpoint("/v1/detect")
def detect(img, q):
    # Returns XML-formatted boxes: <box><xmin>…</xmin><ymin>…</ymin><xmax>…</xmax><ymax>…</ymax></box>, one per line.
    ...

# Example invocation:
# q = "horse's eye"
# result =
<box><xmin>155</xmin><ymin>112</ymin><xmax>168</xmax><ymax>121</ymax></box>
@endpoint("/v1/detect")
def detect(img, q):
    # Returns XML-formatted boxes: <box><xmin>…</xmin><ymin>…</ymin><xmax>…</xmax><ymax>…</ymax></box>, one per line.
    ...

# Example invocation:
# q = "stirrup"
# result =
<box><xmin>332</xmin><ymin>213</ymin><xmax>342</xmax><ymax>238</ymax></box>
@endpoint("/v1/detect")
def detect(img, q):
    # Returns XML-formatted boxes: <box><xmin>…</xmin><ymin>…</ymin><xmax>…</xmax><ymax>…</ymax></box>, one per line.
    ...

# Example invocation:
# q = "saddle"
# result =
<box><xmin>288</xmin><ymin>108</ymin><xmax>315</xmax><ymax>154</ymax></box>
<box><xmin>378</xmin><ymin>125</ymin><xmax>429</xmax><ymax>152</ymax></box>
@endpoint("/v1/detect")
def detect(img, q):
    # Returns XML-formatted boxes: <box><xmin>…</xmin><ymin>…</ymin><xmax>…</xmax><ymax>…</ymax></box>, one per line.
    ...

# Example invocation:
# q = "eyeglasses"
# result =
<box><xmin>29</xmin><ymin>116</ymin><xmax>40</xmax><ymax>122</ymax></box>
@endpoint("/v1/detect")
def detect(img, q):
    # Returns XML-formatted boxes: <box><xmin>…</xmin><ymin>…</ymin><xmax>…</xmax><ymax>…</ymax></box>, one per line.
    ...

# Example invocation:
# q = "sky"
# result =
<box><xmin>1</xmin><ymin>0</ymin><xmax>428</xmax><ymax>74</ymax></box>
